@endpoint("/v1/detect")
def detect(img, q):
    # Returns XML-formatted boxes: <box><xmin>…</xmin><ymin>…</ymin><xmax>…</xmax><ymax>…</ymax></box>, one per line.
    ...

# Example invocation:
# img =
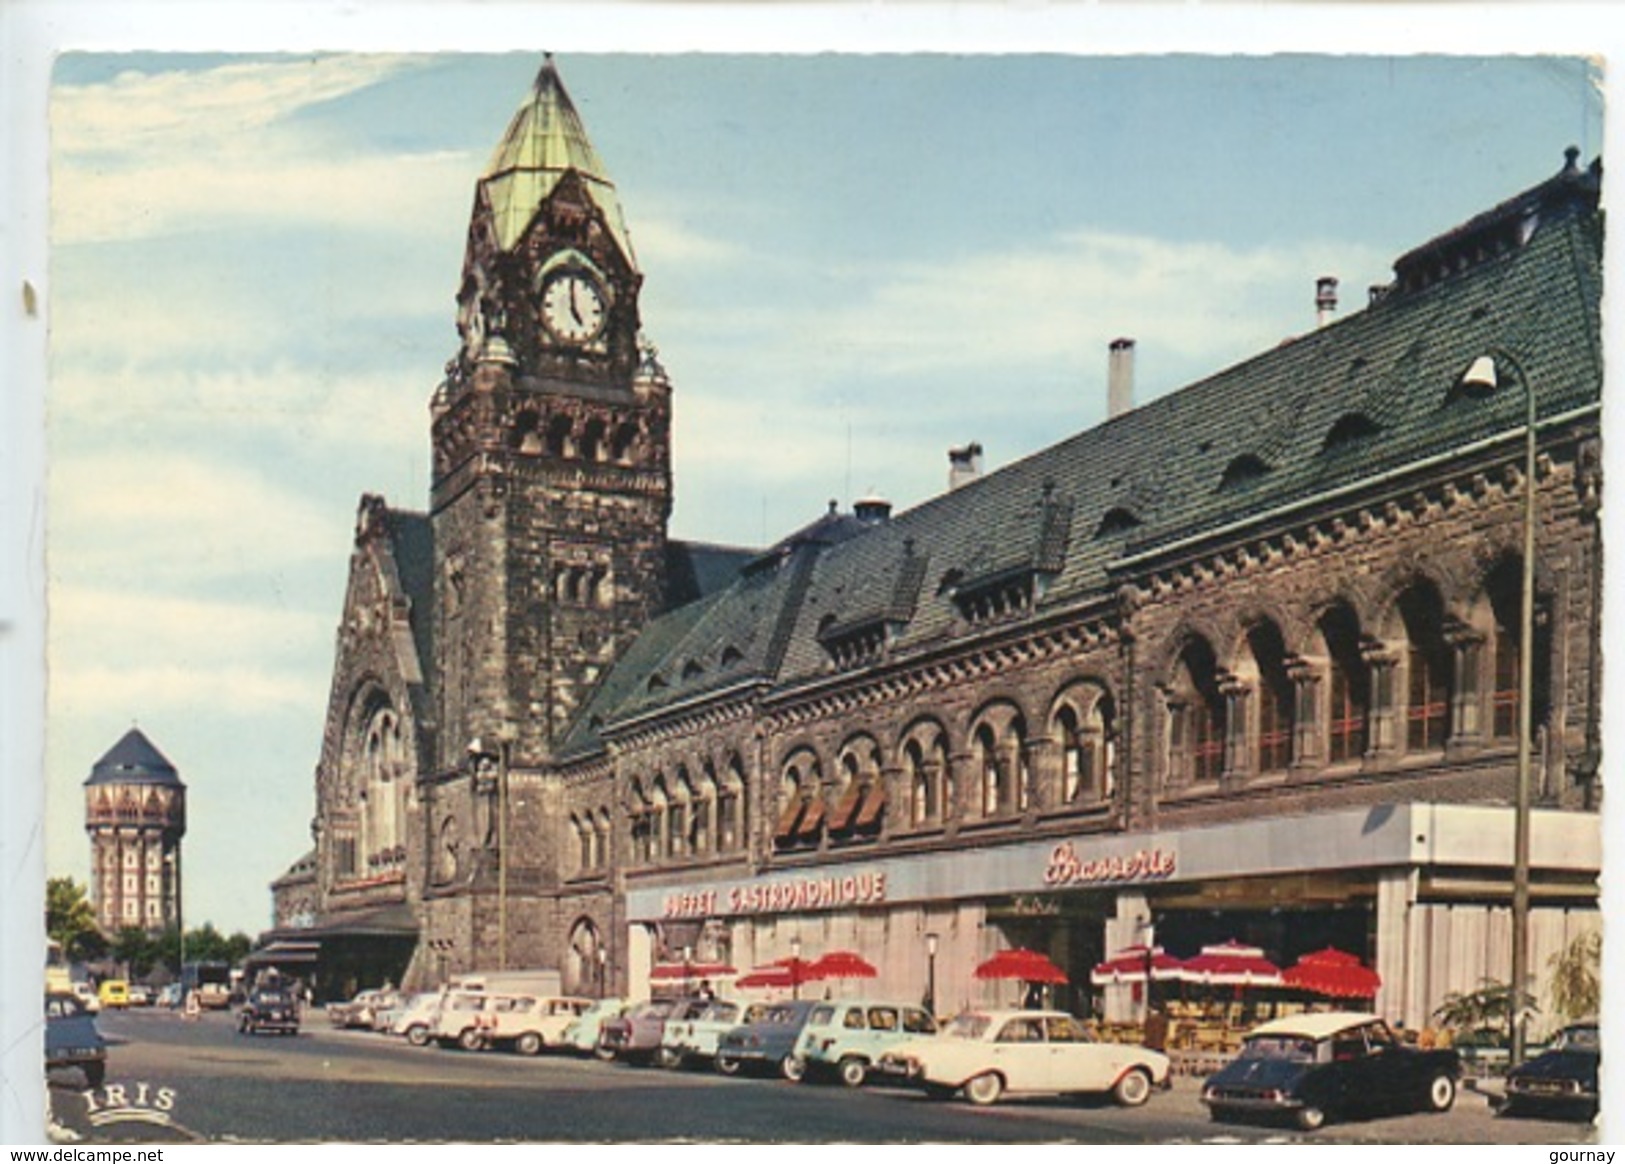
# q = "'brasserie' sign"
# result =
<box><xmin>1044</xmin><ymin>841</ymin><xmax>1176</xmax><ymax>886</ymax></box>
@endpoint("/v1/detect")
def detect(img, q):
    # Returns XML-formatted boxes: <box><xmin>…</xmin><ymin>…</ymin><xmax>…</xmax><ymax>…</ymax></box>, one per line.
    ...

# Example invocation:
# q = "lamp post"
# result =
<box><xmin>790</xmin><ymin>934</ymin><xmax>802</xmax><ymax>1000</ymax></box>
<box><xmin>924</xmin><ymin>932</ymin><xmax>939</xmax><ymax>1017</ymax></box>
<box><xmin>596</xmin><ymin>946</ymin><xmax>607</xmax><ymax>999</ymax></box>
<box><xmin>1508</xmin><ymin>349</ymin><xmax>1538</xmax><ymax>1069</ymax></box>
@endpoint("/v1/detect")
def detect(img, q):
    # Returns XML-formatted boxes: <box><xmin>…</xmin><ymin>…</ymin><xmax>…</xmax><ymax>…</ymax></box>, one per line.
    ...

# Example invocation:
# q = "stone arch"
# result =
<box><xmin>566</xmin><ymin>916</ymin><xmax>606</xmax><ymax>997</ymax></box>
<box><xmin>895</xmin><ymin>715</ymin><xmax>952</xmax><ymax>827</ymax></box>
<box><xmin>1047</xmin><ymin>678</ymin><xmax>1117</xmax><ymax>804</ymax></box>
<box><xmin>966</xmin><ymin>697</ymin><xmax>1030</xmax><ymax>818</ymax></box>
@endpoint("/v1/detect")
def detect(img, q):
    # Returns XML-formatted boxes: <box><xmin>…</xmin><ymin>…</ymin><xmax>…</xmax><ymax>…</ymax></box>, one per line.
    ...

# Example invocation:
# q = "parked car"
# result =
<box><xmin>716</xmin><ymin>999</ymin><xmax>821</xmax><ymax>1081</ymax></box>
<box><xmin>387</xmin><ymin>992</ymin><xmax>446</xmax><ymax>1046</ymax></box>
<box><xmin>436</xmin><ymin>992</ymin><xmax>594</xmax><ymax>1054</ymax></box>
<box><xmin>126</xmin><ymin>983</ymin><xmax>155</xmax><ymax>1007</ymax></box>
<box><xmin>878</xmin><ymin>1008</ymin><xmax>1168</xmax><ymax>1107</ymax></box>
<box><xmin>97</xmin><ymin>979</ymin><xmax>130</xmax><ymax>1010</ymax></box>
<box><xmin>328</xmin><ymin>988</ymin><xmax>400</xmax><ymax>1029</ymax></box>
<box><xmin>1495</xmin><ymin>1022</ymin><xmax>1600</xmax><ymax>1121</ymax></box>
<box><xmin>599</xmin><ymin>998</ymin><xmax>712</xmax><ymax>1065</ymax></box>
<box><xmin>562</xmin><ymin>998</ymin><xmax>628</xmax><ymax>1056</ymax></box>
<box><xmin>1201</xmin><ymin>1011</ymin><xmax>1460</xmax><ymax>1131</ymax></box>
<box><xmin>46</xmin><ymin>993</ymin><xmax>107</xmax><ymax>1089</ymax></box>
<box><xmin>194</xmin><ymin>982</ymin><xmax>233</xmax><ymax>1010</ymax></box>
<box><xmin>237</xmin><ymin>986</ymin><xmax>300</xmax><ymax>1036</ymax></box>
<box><xmin>660</xmin><ymin>1000</ymin><xmax>772</xmax><ymax>1070</ymax></box>
<box><xmin>157</xmin><ymin>983</ymin><xmax>183</xmax><ymax>1009</ymax></box>
<box><xmin>799</xmin><ymin>998</ymin><xmax>939</xmax><ymax>1087</ymax></box>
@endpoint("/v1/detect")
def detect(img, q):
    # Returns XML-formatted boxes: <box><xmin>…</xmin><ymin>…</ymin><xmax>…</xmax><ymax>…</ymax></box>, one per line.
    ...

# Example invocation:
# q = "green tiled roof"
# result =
<box><xmin>569</xmin><ymin>155</ymin><xmax>1602</xmax><ymax>749</ymax></box>
<box><xmin>478</xmin><ymin>57</ymin><xmax>636</xmax><ymax>266</ymax></box>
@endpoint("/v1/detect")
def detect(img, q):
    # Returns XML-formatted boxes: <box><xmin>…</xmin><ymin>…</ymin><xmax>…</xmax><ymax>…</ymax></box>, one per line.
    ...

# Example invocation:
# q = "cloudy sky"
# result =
<box><xmin>21</xmin><ymin>9</ymin><xmax>1610</xmax><ymax>942</ymax></box>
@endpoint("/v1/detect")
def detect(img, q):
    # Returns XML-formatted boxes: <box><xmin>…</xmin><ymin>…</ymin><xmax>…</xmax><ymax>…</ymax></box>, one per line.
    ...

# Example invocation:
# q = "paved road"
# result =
<box><xmin>46</xmin><ymin>1007</ymin><xmax>1602</xmax><ymax>1145</ymax></box>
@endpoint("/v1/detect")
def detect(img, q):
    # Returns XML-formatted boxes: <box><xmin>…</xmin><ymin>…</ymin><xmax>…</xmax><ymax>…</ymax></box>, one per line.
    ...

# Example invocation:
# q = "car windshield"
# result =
<box><xmin>255</xmin><ymin>991</ymin><xmax>292</xmax><ymax>1004</ymax></box>
<box><xmin>1554</xmin><ymin>1026</ymin><xmax>1600</xmax><ymax>1052</ymax></box>
<box><xmin>943</xmin><ymin>1014</ymin><xmax>992</xmax><ymax>1040</ymax></box>
<box><xmin>766</xmin><ymin>1006</ymin><xmax>804</xmax><ymax>1025</ymax></box>
<box><xmin>1239</xmin><ymin>1035</ymin><xmax>1318</xmax><ymax>1062</ymax></box>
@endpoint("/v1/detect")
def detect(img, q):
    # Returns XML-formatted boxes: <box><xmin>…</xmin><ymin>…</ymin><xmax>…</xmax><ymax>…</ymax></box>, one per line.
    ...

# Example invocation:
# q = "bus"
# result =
<box><xmin>46</xmin><ymin>939</ymin><xmax>72</xmax><ymax>994</ymax></box>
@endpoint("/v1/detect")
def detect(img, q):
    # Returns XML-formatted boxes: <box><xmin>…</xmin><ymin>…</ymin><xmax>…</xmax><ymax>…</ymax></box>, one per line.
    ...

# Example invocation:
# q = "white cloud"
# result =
<box><xmin>51</xmin><ymin>55</ymin><xmax>469</xmax><ymax>245</ymax></box>
<box><xmin>47</xmin><ymin>449</ymin><xmax>353</xmax><ymax>583</ymax></box>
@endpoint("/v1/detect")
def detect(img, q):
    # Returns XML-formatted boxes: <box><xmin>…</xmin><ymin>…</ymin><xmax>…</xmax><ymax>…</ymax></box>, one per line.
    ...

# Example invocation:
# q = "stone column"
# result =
<box><xmin>1362</xmin><ymin>646</ymin><xmax>1401</xmax><ymax>762</ymax></box>
<box><xmin>1445</xmin><ymin>628</ymin><xmax>1486</xmax><ymax>752</ymax></box>
<box><xmin>1026</xmin><ymin>736</ymin><xmax>1058</xmax><ymax>813</ymax></box>
<box><xmin>1289</xmin><ymin>658</ymin><xmax>1322</xmax><ymax>771</ymax></box>
<box><xmin>1220</xmin><ymin>676</ymin><xmax>1252</xmax><ymax>785</ymax></box>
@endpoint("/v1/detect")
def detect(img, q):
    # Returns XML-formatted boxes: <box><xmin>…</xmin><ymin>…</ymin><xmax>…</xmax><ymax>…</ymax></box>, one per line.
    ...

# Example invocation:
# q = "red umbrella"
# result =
<box><xmin>1282</xmin><ymin>947</ymin><xmax>1381</xmax><ymax>999</ymax></box>
<box><xmin>649</xmin><ymin>961</ymin><xmax>736</xmax><ymax>983</ymax></box>
<box><xmin>1178</xmin><ymin>941</ymin><xmax>1283</xmax><ymax>987</ymax></box>
<box><xmin>974</xmin><ymin>948</ymin><xmax>1068</xmax><ymax>985</ymax></box>
<box><xmin>808</xmin><ymin>951</ymin><xmax>878</xmax><ymax>981</ymax></box>
<box><xmin>1089</xmin><ymin>944</ymin><xmax>1187</xmax><ymax>987</ymax></box>
<box><xmin>736</xmin><ymin>957</ymin><xmax>819</xmax><ymax>990</ymax></box>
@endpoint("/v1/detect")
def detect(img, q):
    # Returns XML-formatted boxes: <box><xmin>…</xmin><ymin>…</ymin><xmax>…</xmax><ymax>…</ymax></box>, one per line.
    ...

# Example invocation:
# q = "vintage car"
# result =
<box><xmin>799</xmin><ymin>998</ymin><xmax>939</xmax><ymax>1087</ymax></box>
<box><xmin>660</xmin><ymin>1000</ymin><xmax>772</xmax><ymax>1070</ymax></box>
<box><xmin>46</xmin><ymin>992</ymin><xmax>107</xmax><ymax>1089</ymax></box>
<box><xmin>328</xmin><ymin>987</ymin><xmax>400</xmax><ymax>1029</ymax></box>
<box><xmin>1495</xmin><ymin>1022</ymin><xmax>1600</xmax><ymax>1121</ymax></box>
<box><xmin>715</xmin><ymin>999</ymin><xmax>821</xmax><ymax>1081</ymax></box>
<box><xmin>387</xmin><ymin>991</ymin><xmax>446</xmax><ymax>1046</ymax></box>
<box><xmin>563</xmin><ymin>998</ymin><xmax>628</xmax><ymax>1055</ymax></box>
<box><xmin>126</xmin><ymin>983</ymin><xmax>155</xmax><ymax>1007</ymax></box>
<box><xmin>877</xmin><ymin>1009</ymin><xmax>1169</xmax><ymax>1107</ymax></box>
<box><xmin>440</xmin><ymin>993</ymin><xmax>594</xmax><ymax>1054</ymax></box>
<box><xmin>71</xmin><ymin>981</ymin><xmax>101</xmax><ymax>1014</ymax></box>
<box><xmin>599</xmin><ymin>998</ymin><xmax>711</xmax><ymax>1065</ymax></box>
<box><xmin>97</xmin><ymin>979</ymin><xmax>130</xmax><ymax>1010</ymax></box>
<box><xmin>1201</xmin><ymin>1011</ymin><xmax>1461</xmax><ymax>1131</ymax></box>
<box><xmin>194</xmin><ymin>981</ymin><xmax>234</xmax><ymax>1010</ymax></box>
<box><xmin>237</xmin><ymin>986</ymin><xmax>300</xmax><ymax>1036</ymax></box>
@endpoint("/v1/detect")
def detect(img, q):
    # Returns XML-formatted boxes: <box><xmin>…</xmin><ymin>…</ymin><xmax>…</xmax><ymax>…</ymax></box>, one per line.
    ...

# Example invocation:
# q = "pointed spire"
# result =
<box><xmin>477</xmin><ymin>56</ymin><xmax>636</xmax><ymax>268</ymax></box>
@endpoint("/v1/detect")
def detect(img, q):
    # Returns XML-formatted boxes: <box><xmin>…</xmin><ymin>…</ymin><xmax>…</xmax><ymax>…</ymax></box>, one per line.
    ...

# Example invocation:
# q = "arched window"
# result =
<box><xmin>971</xmin><ymin>709</ymin><xmax>1026</xmax><ymax>817</ymax></box>
<box><xmin>1399</xmin><ymin>582</ymin><xmax>1452</xmax><ymax>752</ymax></box>
<box><xmin>1245</xmin><ymin>622</ymin><xmax>1295</xmax><ymax>774</ymax></box>
<box><xmin>718</xmin><ymin>756</ymin><xmax>745</xmax><ymax>853</ymax></box>
<box><xmin>1320</xmin><ymin>604</ymin><xmax>1370</xmax><ymax>764</ymax></box>
<box><xmin>1169</xmin><ymin>638</ymin><xmax>1225</xmax><ymax>783</ymax></box>
<box><xmin>1052</xmin><ymin>687</ymin><xmax>1115</xmax><ymax>803</ymax></box>
<box><xmin>1483</xmin><ymin>557</ymin><xmax>1552</xmax><ymax>741</ymax></box>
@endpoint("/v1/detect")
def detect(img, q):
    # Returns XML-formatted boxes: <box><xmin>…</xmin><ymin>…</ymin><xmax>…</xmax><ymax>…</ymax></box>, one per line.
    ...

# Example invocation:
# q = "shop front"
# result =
<box><xmin>622</xmin><ymin>803</ymin><xmax>1599</xmax><ymax>1036</ymax></box>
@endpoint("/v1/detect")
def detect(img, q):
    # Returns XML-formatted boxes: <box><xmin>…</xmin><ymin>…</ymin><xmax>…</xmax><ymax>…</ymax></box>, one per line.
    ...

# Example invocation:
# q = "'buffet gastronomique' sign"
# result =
<box><xmin>663</xmin><ymin>871</ymin><xmax>888</xmax><ymax>919</ymax></box>
<box><xmin>1043</xmin><ymin>841</ymin><xmax>1176</xmax><ymax>886</ymax></box>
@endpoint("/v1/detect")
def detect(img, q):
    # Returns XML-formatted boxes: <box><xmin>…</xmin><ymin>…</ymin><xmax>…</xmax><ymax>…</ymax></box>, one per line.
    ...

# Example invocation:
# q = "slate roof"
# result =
<box><xmin>85</xmin><ymin>728</ymin><xmax>183</xmax><ymax>787</ymax></box>
<box><xmin>562</xmin><ymin>152</ymin><xmax>1602</xmax><ymax>756</ymax></box>
<box><xmin>384</xmin><ymin>507</ymin><xmax>435</xmax><ymax>686</ymax></box>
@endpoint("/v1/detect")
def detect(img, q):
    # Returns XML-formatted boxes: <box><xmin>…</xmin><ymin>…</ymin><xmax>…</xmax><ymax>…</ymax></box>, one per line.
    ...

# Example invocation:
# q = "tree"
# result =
<box><xmin>46</xmin><ymin>876</ymin><xmax>105</xmax><ymax>962</ymax></box>
<box><xmin>110</xmin><ymin>927</ymin><xmax>158</xmax><ymax>977</ymax></box>
<box><xmin>1432</xmin><ymin>978</ymin><xmax>1539</xmax><ymax>1045</ymax></box>
<box><xmin>1546</xmin><ymin>931</ymin><xmax>1601</xmax><ymax>1023</ymax></box>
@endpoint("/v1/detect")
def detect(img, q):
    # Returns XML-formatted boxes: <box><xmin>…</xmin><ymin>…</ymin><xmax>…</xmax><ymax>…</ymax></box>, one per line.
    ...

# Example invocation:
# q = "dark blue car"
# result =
<box><xmin>715</xmin><ymin>999</ymin><xmax>819</xmax><ymax>1081</ymax></box>
<box><xmin>1496</xmin><ymin>1023</ymin><xmax>1599</xmax><ymax>1121</ymax></box>
<box><xmin>46</xmin><ymin>992</ymin><xmax>107</xmax><ymax>1089</ymax></box>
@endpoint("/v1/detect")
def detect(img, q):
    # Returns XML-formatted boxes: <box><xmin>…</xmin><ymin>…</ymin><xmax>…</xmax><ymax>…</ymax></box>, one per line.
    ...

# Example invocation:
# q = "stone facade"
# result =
<box><xmin>286</xmin><ymin>61</ymin><xmax>1603</xmax><ymax>1025</ymax></box>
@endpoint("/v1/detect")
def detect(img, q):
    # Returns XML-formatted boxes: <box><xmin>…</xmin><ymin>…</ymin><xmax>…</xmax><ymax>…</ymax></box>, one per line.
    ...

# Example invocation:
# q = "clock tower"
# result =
<box><xmin>430</xmin><ymin>57</ymin><xmax>673</xmax><ymax>771</ymax></box>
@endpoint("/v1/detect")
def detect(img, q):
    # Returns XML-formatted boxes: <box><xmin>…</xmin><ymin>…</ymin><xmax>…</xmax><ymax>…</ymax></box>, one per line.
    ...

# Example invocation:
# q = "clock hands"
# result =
<box><xmin>569</xmin><ymin>279</ymin><xmax>583</xmax><ymax>327</ymax></box>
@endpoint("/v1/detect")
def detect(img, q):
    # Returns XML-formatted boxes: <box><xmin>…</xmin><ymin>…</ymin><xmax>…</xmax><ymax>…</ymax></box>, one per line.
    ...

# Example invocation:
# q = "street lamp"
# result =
<box><xmin>596</xmin><ymin>946</ymin><xmax>608</xmax><ymax>999</ymax></box>
<box><xmin>924</xmin><ymin>932</ymin><xmax>939</xmax><ymax>1017</ymax></box>
<box><xmin>1471</xmin><ymin>349</ymin><xmax>1538</xmax><ymax>1068</ymax></box>
<box><xmin>790</xmin><ymin>934</ymin><xmax>802</xmax><ymax>1000</ymax></box>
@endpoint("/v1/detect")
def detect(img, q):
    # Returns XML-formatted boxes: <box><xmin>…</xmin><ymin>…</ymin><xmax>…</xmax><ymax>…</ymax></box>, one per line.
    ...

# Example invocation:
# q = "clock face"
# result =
<box><xmin>541</xmin><ymin>270</ymin><xmax>607</xmax><ymax>344</ymax></box>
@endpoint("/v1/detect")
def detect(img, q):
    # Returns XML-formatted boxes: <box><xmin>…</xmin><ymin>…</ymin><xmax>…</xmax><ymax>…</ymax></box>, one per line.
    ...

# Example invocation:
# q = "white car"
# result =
<box><xmin>434</xmin><ymin>990</ymin><xmax>594</xmax><ymax>1054</ymax></box>
<box><xmin>388</xmin><ymin>992</ymin><xmax>447</xmax><ymax>1046</ymax></box>
<box><xmin>659</xmin><ymin>1000</ymin><xmax>772</xmax><ymax>1069</ymax></box>
<box><xmin>878</xmin><ymin>1009</ymin><xmax>1170</xmax><ymax>1108</ymax></box>
<box><xmin>562</xmin><ymin>998</ymin><xmax>628</xmax><ymax>1055</ymax></box>
<box><xmin>798</xmin><ymin>998</ymin><xmax>939</xmax><ymax>1087</ymax></box>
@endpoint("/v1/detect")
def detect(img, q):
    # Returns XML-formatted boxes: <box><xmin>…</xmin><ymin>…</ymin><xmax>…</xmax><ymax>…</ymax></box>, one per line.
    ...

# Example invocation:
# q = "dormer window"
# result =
<box><xmin>1095</xmin><ymin>507</ymin><xmax>1142</xmax><ymax>539</ymax></box>
<box><xmin>681</xmin><ymin>659</ymin><xmax>704</xmax><ymax>681</ymax></box>
<box><xmin>1323</xmin><ymin>412</ymin><xmax>1381</xmax><ymax>452</ymax></box>
<box><xmin>1219</xmin><ymin>453</ymin><xmax>1270</xmax><ymax>491</ymax></box>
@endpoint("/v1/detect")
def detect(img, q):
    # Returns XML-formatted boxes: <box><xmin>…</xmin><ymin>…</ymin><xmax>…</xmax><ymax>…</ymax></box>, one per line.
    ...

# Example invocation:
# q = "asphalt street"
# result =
<box><xmin>42</xmin><ymin>1006</ymin><xmax>1604</xmax><ymax>1145</ymax></box>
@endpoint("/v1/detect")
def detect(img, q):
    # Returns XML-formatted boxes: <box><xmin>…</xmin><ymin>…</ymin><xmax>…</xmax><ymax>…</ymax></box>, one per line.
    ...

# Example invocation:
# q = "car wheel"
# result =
<box><xmin>660</xmin><ymin>1048</ymin><xmax>686</xmax><ymax>1071</ymax></box>
<box><xmin>838</xmin><ymin>1057</ymin><xmax>868</xmax><ymax>1088</ymax></box>
<box><xmin>1295</xmin><ymin>1105</ymin><xmax>1327</xmax><ymax>1132</ymax></box>
<box><xmin>652</xmin><ymin>1045</ymin><xmax>679</xmax><ymax>1070</ymax></box>
<box><xmin>716</xmin><ymin>1053</ymin><xmax>742</xmax><ymax>1076</ymax></box>
<box><xmin>594</xmin><ymin>1043</ymin><xmax>617</xmax><ymax>1062</ymax></box>
<box><xmin>1425</xmin><ymin>1073</ymin><xmax>1457</xmax><ymax>1113</ymax></box>
<box><xmin>515</xmin><ymin>1032</ymin><xmax>543</xmax><ymax>1056</ymax></box>
<box><xmin>780</xmin><ymin>1054</ymin><xmax>807</xmax><ymax>1082</ymax></box>
<box><xmin>406</xmin><ymin>1024</ymin><xmax>431</xmax><ymax>1048</ymax></box>
<box><xmin>964</xmin><ymin>1072</ymin><xmax>1004</xmax><ymax>1107</ymax></box>
<box><xmin>458</xmin><ymin>1028</ymin><xmax>486</xmax><ymax>1052</ymax></box>
<box><xmin>82</xmin><ymin>1061</ymin><xmax>106</xmax><ymax>1090</ymax></box>
<box><xmin>1111</xmin><ymin>1068</ymin><xmax>1153</xmax><ymax>1108</ymax></box>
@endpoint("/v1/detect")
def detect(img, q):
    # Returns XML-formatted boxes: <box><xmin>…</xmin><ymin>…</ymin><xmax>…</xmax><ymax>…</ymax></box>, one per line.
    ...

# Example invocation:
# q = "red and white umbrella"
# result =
<box><xmin>1282</xmin><ymin>947</ymin><xmax>1381</xmax><ymax>999</ymax></box>
<box><xmin>974</xmin><ymin>948</ymin><xmax>1068</xmax><ymax>985</ymax></box>
<box><xmin>1178</xmin><ymin>941</ymin><xmax>1283</xmax><ymax>987</ymax></box>
<box><xmin>808</xmin><ymin>951</ymin><xmax>878</xmax><ymax>982</ymax></box>
<box><xmin>1089</xmin><ymin>944</ymin><xmax>1187</xmax><ymax>987</ymax></box>
<box><xmin>736</xmin><ymin>957</ymin><xmax>818</xmax><ymax>991</ymax></box>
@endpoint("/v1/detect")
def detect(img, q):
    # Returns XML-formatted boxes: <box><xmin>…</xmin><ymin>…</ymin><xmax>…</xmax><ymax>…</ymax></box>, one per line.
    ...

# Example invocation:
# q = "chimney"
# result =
<box><xmin>854</xmin><ymin>493</ymin><xmax>892</xmax><ymax>524</ymax></box>
<box><xmin>1107</xmin><ymin>337</ymin><xmax>1135</xmax><ymax>420</ymax></box>
<box><xmin>948</xmin><ymin>442</ymin><xmax>983</xmax><ymax>491</ymax></box>
<box><xmin>1316</xmin><ymin>276</ymin><xmax>1339</xmax><ymax>328</ymax></box>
